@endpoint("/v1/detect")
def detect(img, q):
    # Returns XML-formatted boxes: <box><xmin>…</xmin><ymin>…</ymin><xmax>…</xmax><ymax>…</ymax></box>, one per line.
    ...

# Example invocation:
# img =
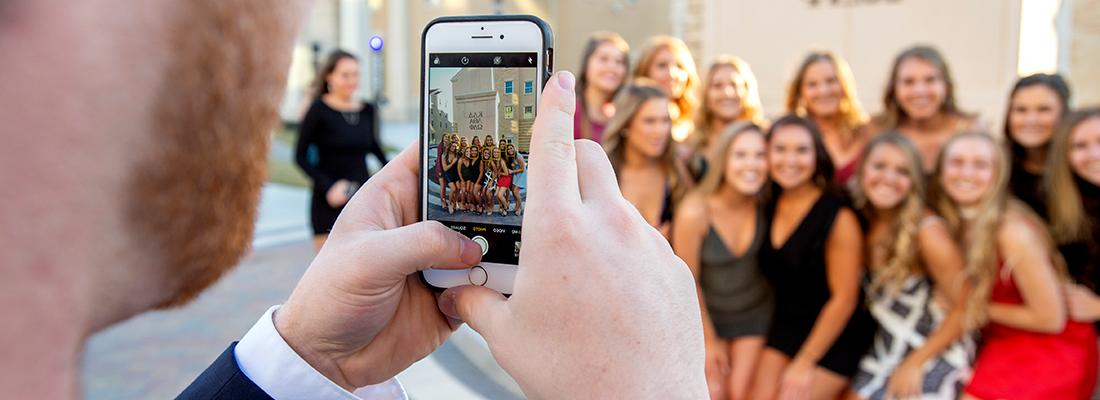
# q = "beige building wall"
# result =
<box><xmin>1066</xmin><ymin>0</ymin><xmax>1100</xmax><ymax>107</ymax></box>
<box><xmin>699</xmin><ymin>0</ymin><xmax>1022</xmax><ymax>128</ymax></box>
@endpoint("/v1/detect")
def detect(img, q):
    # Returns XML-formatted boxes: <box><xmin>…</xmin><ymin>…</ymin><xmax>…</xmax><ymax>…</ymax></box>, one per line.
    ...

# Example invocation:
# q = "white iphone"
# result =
<box><xmin>419</xmin><ymin>15</ymin><xmax>553</xmax><ymax>294</ymax></box>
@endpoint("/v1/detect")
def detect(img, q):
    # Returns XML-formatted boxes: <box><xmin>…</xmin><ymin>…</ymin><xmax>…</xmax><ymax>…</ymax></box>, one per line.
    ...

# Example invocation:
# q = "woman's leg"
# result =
<box><xmin>750</xmin><ymin>348</ymin><xmax>789</xmax><ymax>400</ymax></box>
<box><xmin>807</xmin><ymin>366</ymin><xmax>851</xmax><ymax>400</ymax></box>
<box><xmin>446</xmin><ymin>183</ymin><xmax>457</xmax><ymax>213</ymax></box>
<box><xmin>497</xmin><ymin>187</ymin><xmax>509</xmax><ymax>216</ymax></box>
<box><xmin>511</xmin><ymin>185</ymin><xmax>524</xmax><ymax>216</ymax></box>
<box><xmin>438</xmin><ymin>178</ymin><xmax>448</xmax><ymax>209</ymax></box>
<box><xmin>727</xmin><ymin>336</ymin><xmax>765</xmax><ymax>400</ymax></box>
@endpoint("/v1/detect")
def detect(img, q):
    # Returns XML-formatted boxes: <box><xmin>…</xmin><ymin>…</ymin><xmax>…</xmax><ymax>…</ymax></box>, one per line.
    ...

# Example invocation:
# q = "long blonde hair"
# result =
<box><xmin>695</xmin><ymin>121</ymin><xmax>764</xmax><ymax>196</ymax></box>
<box><xmin>850</xmin><ymin>133</ymin><xmax>926</xmax><ymax>294</ymax></box>
<box><xmin>928</xmin><ymin>132</ymin><xmax>1066</xmax><ymax>327</ymax></box>
<box><xmin>603</xmin><ymin>82</ymin><xmax>690</xmax><ymax>206</ymax></box>
<box><xmin>1045</xmin><ymin>107</ymin><xmax>1100</xmax><ymax>243</ymax></box>
<box><xmin>632</xmin><ymin>36</ymin><xmax>699</xmax><ymax>139</ymax></box>
<box><xmin>691</xmin><ymin>55</ymin><xmax>765</xmax><ymax>152</ymax></box>
<box><xmin>785</xmin><ymin>50</ymin><xmax>867</xmax><ymax>146</ymax></box>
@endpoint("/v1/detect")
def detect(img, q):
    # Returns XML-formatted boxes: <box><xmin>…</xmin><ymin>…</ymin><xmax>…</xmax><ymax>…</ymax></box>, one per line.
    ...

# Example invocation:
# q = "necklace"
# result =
<box><xmin>341</xmin><ymin>110</ymin><xmax>359</xmax><ymax>125</ymax></box>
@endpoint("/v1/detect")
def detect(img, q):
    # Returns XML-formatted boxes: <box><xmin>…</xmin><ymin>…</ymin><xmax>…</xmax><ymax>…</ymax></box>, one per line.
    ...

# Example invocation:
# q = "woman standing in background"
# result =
<box><xmin>786</xmin><ymin>51</ymin><xmax>869</xmax><ymax>187</ymax></box>
<box><xmin>603</xmin><ymin>82</ymin><xmax>693</xmax><ymax>239</ymax></box>
<box><xmin>632</xmin><ymin>35</ymin><xmax>700</xmax><ymax>144</ymax></box>
<box><xmin>1004</xmin><ymin>73</ymin><xmax>1071</xmax><ymax>216</ymax></box>
<box><xmin>296</xmin><ymin>50</ymin><xmax>387</xmax><ymax>252</ymax></box>
<box><xmin>874</xmin><ymin>45</ymin><xmax>979</xmax><ymax>172</ymax></box>
<box><xmin>687</xmin><ymin>55</ymin><xmax>766</xmax><ymax>180</ymax></box>
<box><xmin>575</xmin><ymin>32</ymin><xmax>630</xmax><ymax>143</ymax></box>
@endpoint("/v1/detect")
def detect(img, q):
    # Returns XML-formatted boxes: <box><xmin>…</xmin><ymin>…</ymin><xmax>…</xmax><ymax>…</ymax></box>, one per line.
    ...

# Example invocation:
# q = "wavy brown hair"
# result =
<box><xmin>785</xmin><ymin>50</ymin><xmax>867</xmax><ymax>146</ymax></box>
<box><xmin>691</xmin><ymin>55</ymin><xmax>765</xmax><ymax>152</ymax></box>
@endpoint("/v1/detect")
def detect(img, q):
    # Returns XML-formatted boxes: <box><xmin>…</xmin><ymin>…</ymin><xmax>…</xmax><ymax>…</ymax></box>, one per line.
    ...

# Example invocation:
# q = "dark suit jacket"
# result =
<box><xmin>177</xmin><ymin>342</ymin><xmax>273</xmax><ymax>400</ymax></box>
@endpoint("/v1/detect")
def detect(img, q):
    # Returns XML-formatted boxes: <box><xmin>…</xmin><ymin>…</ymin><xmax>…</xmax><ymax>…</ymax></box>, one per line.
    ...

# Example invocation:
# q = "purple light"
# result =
<box><xmin>369</xmin><ymin>35</ymin><xmax>384</xmax><ymax>52</ymax></box>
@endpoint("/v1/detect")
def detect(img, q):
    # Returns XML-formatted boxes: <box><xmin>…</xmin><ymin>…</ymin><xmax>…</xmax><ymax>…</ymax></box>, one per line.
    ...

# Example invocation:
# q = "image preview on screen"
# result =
<box><xmin>426</xmin><ymin>52</ymin><xmax>537</xmax><ymax>265</ymax></box>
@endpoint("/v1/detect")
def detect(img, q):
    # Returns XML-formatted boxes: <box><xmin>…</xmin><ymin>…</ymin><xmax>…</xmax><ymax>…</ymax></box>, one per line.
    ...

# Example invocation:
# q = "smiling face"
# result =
<box><xmin>800</xmin><ymin>60</ymin><xmax>843</xmax><ymax>118</ymax></box>
<box><xmin>894</xmin><ymin>57</ymin><xmax>947</xmax><ymax>121</ymax></box>
<box><xmin>1009</xmin><ymin>85</ymin><xmax>1064</xmax><ymax>150</ymax></box>
<box><xmin>939</xmin><ymin>136</ymin><xmax>998</xmax><ymax>207</ymax></box>
<box><xmin>586</xmin><ymin>42</ymin><xmax>627</xmax><ymax>94</ymax></box>
<box><xmin>1069</xmin><ymin>117</ymin><xmax>1100</xmax><ymax>186</ymax></box>
<box><xmin>647</xmin><ymin>47</ymin><xmax>689</xmax><ymax>100</ymax></box>
<box><xmin>723</xmin><ymin>130</ymin><xmax>767</xmax><ymax>195</ymax></box>
<box><xmin>705</xmin><ymin>65</ymin><xmax>745</xmax><ymax>123</ymax></box>
<box><xmin>860</xmin><ymin>143</ymin><xmax>916</xmax><ymax>210</ymax></box>
<box><xmin>326</xmin><ymin>57</ymin><xmax>359</xmax><ymax>99</ymax></box>
<box><xmin>625</xmin><ymin>98</ymin><xmax>673</xmax><ymax>160</ymax></box>
<box><xmin>768</xmin><ymin>124</ymin><xmax>817</xmax><ymax>190</ymax></box>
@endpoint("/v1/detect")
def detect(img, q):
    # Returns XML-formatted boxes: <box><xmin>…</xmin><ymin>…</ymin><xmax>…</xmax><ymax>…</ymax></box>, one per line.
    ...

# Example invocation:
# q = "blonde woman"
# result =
<box><xmin>603</xmin><ymin>82</ymin><xmax>693</xmax><ymax>239</ymax></box>
<box><xmin>673</xmin><ymin>122</ymin><xmax>773</xmax><ymax>400</ymax></box>
<box><xmin>874</xmin><ymin>45</ymin><xmax>980</xmax><ymax>172</ymax></box>
<box><xmin>786</xmin><ymin>51</ymin><xmax>868</xmax><ymax>185</ymax></box>
<box><xmin>686</xmin><ymin>55</ymin><xmax>766</xmax><ymax>180</ymax></box>
<box><xmin>575</xmin><ymin>31</ymin><xmax>630</xmax><ymax>143</ymax></box>
<box><xmin>632</xmin><ymin>35</ymin><xmax>699</xmax><ymax>143</ymax></box>
<box><xmin>847</xmin><ymin>133</ymin><xmax>974</xmax><ymax>399</ymax></box>
<box><xmin>926</xmin><ymin>132</ymin><xmax>1097</xmax><ymax>400</ymax></box>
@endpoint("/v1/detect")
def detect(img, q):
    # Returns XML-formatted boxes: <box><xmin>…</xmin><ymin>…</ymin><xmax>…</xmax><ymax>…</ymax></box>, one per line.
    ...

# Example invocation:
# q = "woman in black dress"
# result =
<box><xmin>296</xmin><ymin>50</ymin><xmax>388</xmax><ymax>251</ymax></box>
<box><xmin>1003</xmin><ymin>73</ymin><xmax>1071</xmax><ymax>216</ymax></box>
<box><xmin>751</xmin><ymin>115</ymin><xmax>875</xmax><ymax>400</ymax></box>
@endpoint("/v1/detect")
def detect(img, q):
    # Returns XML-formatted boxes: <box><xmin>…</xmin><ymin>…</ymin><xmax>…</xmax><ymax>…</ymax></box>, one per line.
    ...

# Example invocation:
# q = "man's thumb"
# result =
<box><xmin>439</xmin><ymin>285</ymin><xmax>509</xmax><ymax>339</ymax></box>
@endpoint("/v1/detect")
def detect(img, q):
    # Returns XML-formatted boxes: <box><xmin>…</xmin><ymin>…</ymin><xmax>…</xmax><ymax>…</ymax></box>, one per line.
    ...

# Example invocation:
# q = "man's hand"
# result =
<box><xmin>438</xmin><ymin>72</ymin><xmax>707</xmax><ymax>399</ymax></box>
<box><xmin>274</xmin><ymin>142</ymin><xmax>483</xmax><ymax>390</ymax></box>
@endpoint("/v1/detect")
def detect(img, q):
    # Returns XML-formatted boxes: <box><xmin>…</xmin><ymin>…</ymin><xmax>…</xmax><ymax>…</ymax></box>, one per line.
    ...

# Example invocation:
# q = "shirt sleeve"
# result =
<box><xmin>234</xmin><ymin>306</ymin><xmax>409</xmax><ymax>400</ymax></box>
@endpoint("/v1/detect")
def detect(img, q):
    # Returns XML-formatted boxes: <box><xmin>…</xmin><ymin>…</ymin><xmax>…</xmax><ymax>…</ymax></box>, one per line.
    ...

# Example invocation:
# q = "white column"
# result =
<box><xmin>385</xmin><ymin>0</ymin><xmax>411</xmax><ymax>121</ymax></box>
<box><xmin>338</xmin><ymin>0</ymin><xmax>373</xmax><ymax>100</ymax></box>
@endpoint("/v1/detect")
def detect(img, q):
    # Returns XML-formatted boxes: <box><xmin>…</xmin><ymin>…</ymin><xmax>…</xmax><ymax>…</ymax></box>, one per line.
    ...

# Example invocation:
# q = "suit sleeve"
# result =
<box><xmin>176</xmin><ymin>342</ymin><xmax>273</xmax><ymax>400</ymax></box>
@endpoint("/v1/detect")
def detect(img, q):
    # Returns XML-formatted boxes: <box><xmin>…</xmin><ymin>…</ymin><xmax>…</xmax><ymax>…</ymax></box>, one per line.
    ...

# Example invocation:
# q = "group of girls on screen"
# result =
<box><xmin>576</xmin><ymin>30</ymin><xmax>1100</xmax><ymax>399</ymax></box>
<box><xmin>436</xmin><ymin>133</ymin><xmax>525</xmax><ymax>216</ymax></box>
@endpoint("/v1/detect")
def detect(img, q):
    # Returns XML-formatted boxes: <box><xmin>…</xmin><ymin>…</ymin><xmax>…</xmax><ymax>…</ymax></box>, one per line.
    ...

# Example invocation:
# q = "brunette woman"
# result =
<box><xmin>442</xmin><ymin>138</ymin><xmax>462</xmax><ymax>213</ymax></box>
<box><xmin>295</xmin><ymin>50</ymin><xmax>388</xmax><ymax>251</ymax></box>
<box><xmin>874</xmin><ymin>45</ymin><xmax>980</xmax><ymax>172</ymax></box>
<box><xmin>786</xmin><ymin>51</ymin><xmax>869</xmax><ymax>186</ymax></box>
<box><xmin>632</xmin><ymin>35</ymin><xmax>699</xmax><ymax>143</ymax></box>
<box><xmin>575</xmin><ymin>31</ymin><xmax>630</xmax><ymax>143</ymax></box>
<box><xmin>1004</xmin><ymin>73</ymin><xmax>1071</xmax><ymax>216</ymax></box>
<box><xmin>751</xmin><ymin>115</ymin><xmax>875</xmax><ymax>400</ymax></box>
<box><xmin>603</xmin><ymin>82</ymin><xmax>693</xmax><ymax>239</ymax></box>
<box><xmin>848</xmin><ymin>133</ymin><xmax>974</xmax><ymax>399</ymax></box>
<box><xmin>504</xmin><ymin>144</ymin><xmax>526</xmax><ymax>216</ymax></box>
<box><xmin>458</xmin><ymin>146</ymin><xmax>480</xmax><ymax>212</ymax></box>
<box><xmin>926</xmin><ymin>133</ymin><xmax>1097</xmax><ymax>400</ymax></box>
<box><xmin>672</xmin><ymin>122</ymin><xmax>773</xmax><ymax>400</ymax></box>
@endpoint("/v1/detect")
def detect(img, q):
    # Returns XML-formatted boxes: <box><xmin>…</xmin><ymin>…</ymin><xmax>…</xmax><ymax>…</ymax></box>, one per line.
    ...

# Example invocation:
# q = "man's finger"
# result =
<box><xmin>526</xmin><ymin>71</ymin><xmax>581</xmax><ymax>210</ymax></box>
<box><xmin>438</xmin><ymin>285</ymin><xmax>510</xmax><ymax>342</ymax></box>
<box><xmin>365</xmin><ymin>220</ymin><xmax>482</xmax><ymax>281</ymax></box>
<box><xmin>574</xmin><ymin>139</ymin><xmax>621</xmax><ymax>203</ymax></box>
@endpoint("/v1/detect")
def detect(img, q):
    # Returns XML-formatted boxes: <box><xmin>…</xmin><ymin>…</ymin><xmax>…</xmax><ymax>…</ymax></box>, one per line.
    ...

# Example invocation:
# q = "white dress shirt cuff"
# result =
<box><xmin>234</xmin><ymin>305</ymin><xmax>408</xmax><ymax>399</ymax></box>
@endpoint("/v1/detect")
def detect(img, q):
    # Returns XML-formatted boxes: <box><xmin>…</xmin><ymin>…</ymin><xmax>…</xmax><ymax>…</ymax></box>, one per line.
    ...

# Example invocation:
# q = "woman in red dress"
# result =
<box><xmin>928</xmin><ymin>132</ymin><xmax>1097</xmax><ymax>400</ymax></box>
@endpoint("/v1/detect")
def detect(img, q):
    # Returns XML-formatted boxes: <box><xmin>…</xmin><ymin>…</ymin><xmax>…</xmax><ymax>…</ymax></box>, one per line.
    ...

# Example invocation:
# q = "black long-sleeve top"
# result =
<box><xmin>295</xmin><ymin>99</ymin><xmax>387</xmax><ymax>194</ymax></box>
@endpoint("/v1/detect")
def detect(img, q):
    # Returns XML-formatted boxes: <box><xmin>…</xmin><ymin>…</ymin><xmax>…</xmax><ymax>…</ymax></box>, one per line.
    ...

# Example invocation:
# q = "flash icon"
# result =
<box><xmin>493</xmin><ymin>56</ymin><xmax>502</xmax><ymax>65</ymax></box>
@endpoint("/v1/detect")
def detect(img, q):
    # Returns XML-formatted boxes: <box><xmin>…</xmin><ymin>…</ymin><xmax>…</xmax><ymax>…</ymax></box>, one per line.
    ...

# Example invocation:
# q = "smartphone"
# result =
<box><xmin>418</xmin><ymin>15</ymin><xmax>553</xmax><ymax>294</ymax></box>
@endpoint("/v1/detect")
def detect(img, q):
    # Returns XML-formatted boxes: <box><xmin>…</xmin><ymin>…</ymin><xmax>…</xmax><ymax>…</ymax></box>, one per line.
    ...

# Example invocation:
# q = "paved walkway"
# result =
<box><xmin>82</xmin><ymin>123</ymin><xmax>522</xmax><ymax>399</ymax></box>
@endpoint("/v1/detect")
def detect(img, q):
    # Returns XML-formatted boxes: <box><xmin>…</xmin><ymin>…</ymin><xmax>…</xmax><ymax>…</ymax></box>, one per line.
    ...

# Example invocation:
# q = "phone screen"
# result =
<box><xmin>426</xmin><ymin>52</ymin><xmax>538</xmax><ymax>266</ymax></box>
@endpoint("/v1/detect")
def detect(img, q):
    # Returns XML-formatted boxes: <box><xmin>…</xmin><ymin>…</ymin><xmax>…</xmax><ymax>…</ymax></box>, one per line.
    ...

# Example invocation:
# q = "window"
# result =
<box><xmin>524</xmin><ymin>80</ymin><xmax>533</xmax><ymax>94</ymax></box>
<box><xmin>523</xmin><ymin>106</ymin><xmax>534</xmax><ymax>119</ymax></box>
<box><xmin>504</xmin><ymin>105</ymin><xmax>514</xmax><ymax>119</ymax></box>
<box><xmin>504</xmin><ymin>80</ymin><xmax>514</xmax><ymax>94</ymax></box>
